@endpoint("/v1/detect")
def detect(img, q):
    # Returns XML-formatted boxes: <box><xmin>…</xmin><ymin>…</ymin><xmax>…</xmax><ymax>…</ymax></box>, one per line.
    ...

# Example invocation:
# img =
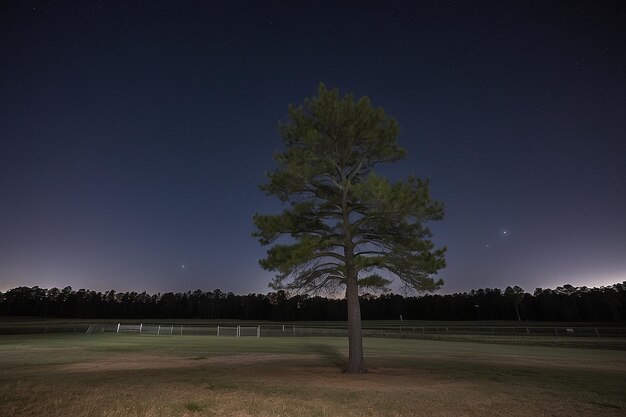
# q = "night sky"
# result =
<box><xmin>1</xmin><ymin>1</ymin><xmax>625</xmax><ymax>295</ymax></box>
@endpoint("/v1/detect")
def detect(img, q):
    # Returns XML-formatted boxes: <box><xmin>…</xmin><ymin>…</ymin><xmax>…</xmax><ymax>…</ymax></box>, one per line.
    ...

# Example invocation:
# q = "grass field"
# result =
<box><xmin>1</xmin><ymin>334</ymin><xmax>625</xmax><ymax>416</ymax></box>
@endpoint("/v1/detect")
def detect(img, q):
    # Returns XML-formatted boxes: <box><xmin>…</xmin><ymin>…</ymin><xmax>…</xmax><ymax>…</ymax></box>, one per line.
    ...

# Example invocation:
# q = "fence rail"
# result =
<box><xmin>2</xmin><ymin>323</ymin><xmax>626</xmax><ymax>339</ymax></box>
<box><xmin>0</xmin><ymin>324</ymin><xmax>91</xmax><ymax>335</ymax></box>
<box><xmin>0</xmin><ymin>323</ymin><xmax>626</xmax><ymax>339</ymax></box>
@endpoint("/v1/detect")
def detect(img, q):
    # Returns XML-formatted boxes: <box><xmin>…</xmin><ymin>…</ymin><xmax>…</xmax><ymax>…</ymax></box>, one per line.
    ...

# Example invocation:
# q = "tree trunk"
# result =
<box><xmin>341</xmin><ymin>184</ymin><xmax>366</xmax><ymax>374</ymax></box>
<box><xmin>514</xmin><ymin>303</ymin><xmax>521</xmax><ymax>322</ymax></box>
<box><xmin>345</xmin><ymin>271</ymin><xmax>366</xmax><ymax>373</ymax></box>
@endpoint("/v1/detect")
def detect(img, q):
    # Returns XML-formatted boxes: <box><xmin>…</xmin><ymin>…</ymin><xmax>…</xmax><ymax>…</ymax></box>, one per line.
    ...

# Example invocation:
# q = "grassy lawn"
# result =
<box><xmin>1</xmin><ymin>334</ymin><xmax>625</xmax><ymax>416</ymax></box>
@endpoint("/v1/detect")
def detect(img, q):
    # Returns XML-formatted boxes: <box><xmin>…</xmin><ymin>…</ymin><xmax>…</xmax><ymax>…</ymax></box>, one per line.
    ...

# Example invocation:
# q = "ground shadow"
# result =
<box><xmin>306</xmin><ymin>344</ymin><xmax>346</xmax><ymax>370</ymax></box>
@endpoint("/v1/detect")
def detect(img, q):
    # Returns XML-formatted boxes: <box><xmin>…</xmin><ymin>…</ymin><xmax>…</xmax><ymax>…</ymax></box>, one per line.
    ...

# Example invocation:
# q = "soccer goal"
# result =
<box><xmin>238</xmin><ymin>326</ymin><xmax>260</xmax><ymax>338</ymax></box>
<box><xmin>116</xmin><ymin>323</ymin><xmax>142</xmax><ymax>333</ymax></box>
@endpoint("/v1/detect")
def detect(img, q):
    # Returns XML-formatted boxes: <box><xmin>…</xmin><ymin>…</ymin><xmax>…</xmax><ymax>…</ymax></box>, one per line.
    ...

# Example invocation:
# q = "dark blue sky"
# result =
<box><xmin>1</xmin><ymin>1</ymin><xmax>625</xmax><ymax>295</ymax></box>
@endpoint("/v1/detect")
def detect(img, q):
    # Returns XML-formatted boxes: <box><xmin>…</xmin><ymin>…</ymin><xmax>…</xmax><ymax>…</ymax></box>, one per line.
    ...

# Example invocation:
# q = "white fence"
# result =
<box><xmin>79</xmin><ymin>323</ymin><xmax>626</xmax><ymax>339</ymax></box>
<box><xmin>109</xmin><ymin>323</ymin><xmax>262</xmax><ymax>338</ymax></box>
<box><xmin>3</xmin><ymin>323</ymin><xmax>626</xmax><ymax>340</ymax></box>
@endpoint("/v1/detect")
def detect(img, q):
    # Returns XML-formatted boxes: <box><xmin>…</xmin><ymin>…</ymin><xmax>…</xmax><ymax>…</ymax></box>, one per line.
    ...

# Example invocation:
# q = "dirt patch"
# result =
<box><xmin>58</xmin><ymin>352</ymin><xmax>463</xmax><ymax>393</ymax></box>
<box><xmin>60</xmin><ymin>353</ymin><xmax>317</xmax><ymax>372</ymax></box>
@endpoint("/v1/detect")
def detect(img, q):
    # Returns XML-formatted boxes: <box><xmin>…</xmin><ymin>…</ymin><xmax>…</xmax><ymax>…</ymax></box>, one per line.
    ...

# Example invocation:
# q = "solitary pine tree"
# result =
<box><xmin>253</xmin><ymin>84</ymin><xmax>446</xmax><ymax>373</ymax></box>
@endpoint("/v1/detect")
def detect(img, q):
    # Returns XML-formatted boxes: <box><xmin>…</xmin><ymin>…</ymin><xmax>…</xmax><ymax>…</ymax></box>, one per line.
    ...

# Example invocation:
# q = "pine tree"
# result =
<box><xmin>253</xmin><ymin>84</ymin><xmax>446</xmax><ymax>373</ymax></box>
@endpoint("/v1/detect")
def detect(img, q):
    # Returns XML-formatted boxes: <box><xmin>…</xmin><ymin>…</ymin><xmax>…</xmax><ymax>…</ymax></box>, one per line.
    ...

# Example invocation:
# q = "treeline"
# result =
<box><xmin>0</xmin><ymin>282</ymin><xmax>624</xmax><ymax>322</ymax></box>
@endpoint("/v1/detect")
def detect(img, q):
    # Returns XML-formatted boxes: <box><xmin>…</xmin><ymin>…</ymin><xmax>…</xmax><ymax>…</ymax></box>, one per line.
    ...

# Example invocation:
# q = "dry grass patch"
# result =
<box><xmin>0</xmin><ymin>334</ymin><xmax>624</xmax><ymax>416</ymax></box>
<box><xmin>60</xmin><ymin>353</ymin><xmax>315</xmax><ymax>372</ymax></box>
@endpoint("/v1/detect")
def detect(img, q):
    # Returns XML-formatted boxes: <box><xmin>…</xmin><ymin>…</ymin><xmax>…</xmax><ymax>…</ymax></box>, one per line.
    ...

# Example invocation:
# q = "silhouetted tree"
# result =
<box><xmin>1</xmin><ymin>282</ymin><xmax>624</xmax><ymax>323</ymax></box>
<box><xmin>504</xmin><ymin>286</ymin><xmax>525</xmax><ymax>321</ymax></box>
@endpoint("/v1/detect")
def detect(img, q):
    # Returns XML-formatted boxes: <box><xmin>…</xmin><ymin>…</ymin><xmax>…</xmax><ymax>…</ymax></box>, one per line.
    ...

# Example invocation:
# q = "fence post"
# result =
<box><xmin>257</xmin><ymin>325</ymin><xmax>260</xmax><ymax>338</ymax></box>
<box><xmin>117</xmin><ymin>323</ymin><xmax>120</xmax><ymax>333</ymax></box>
<box><xmin>139</xmin><ymin>323</ymin><xmax>143</xmax><ymax>334</ymax></box>
<box><xmin>157</xmin><ymin>325</ymin><xmax>161</xmax><ymax>336</ymax></box>
<box><xmin>181</xmin><ymin>325</ymin><xmax>184</xmax><ymax>336</ymax></box>
<box><xmin>293</xmin><ymin>325</ymin><xmax>296</xmax><ymax>337</ymax></box>
<box><xmin>237</xmin><ymin>325</ymin><xmax>240</xmax><ymax>337</ymax></box>
<box><xmin>217</xmin><ymin>325</ymin><xmax>220</xmax><ymax>336</ymax></box>
<box><xmin>170</xmin><ymin>325</ymin><xmax>173</xmax><ymax>335</ymax></box>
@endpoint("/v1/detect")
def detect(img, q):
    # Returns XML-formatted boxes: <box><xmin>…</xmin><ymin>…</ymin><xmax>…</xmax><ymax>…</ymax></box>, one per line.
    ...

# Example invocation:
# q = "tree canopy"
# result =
<box><xmin>253</xmin><ymin>84</ymin><xmax>446</xmax><ymax>372</ymax></box>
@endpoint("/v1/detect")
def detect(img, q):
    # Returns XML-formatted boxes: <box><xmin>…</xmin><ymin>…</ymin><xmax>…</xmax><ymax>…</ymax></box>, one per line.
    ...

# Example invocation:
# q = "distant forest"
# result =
<box><xmin>1</xmin><ymin>283</ymin><xmax>624</xmax><ymax>322</ymax></box>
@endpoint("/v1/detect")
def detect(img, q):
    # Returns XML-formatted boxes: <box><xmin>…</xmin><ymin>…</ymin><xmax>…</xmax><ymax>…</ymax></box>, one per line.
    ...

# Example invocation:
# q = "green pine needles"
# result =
<box><xmin>254</xmin><ymin>83</ymin><xmax>445</xmax><ymax>294</ymax></box>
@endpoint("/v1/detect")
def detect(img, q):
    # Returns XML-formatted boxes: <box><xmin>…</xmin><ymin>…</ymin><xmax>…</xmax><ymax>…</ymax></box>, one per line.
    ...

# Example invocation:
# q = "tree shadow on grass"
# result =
<box><xmin>306</xmin><ymin>344</ymin><xmax>346</xmax><ymax>370</ymax></box>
